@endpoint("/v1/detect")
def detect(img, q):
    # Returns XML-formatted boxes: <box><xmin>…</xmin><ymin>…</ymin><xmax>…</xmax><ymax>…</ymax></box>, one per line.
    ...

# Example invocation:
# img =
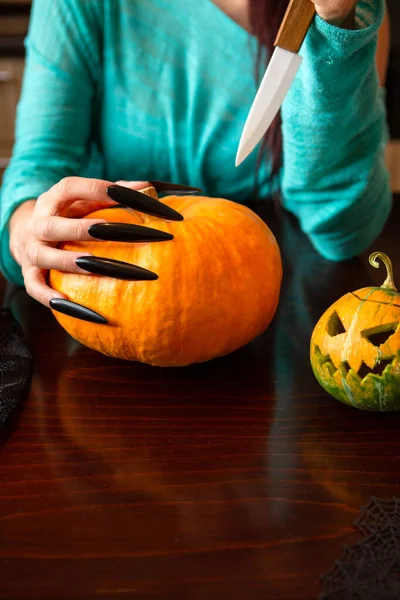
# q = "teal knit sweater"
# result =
<box><xmin>0</xmin><ymin>0</ymin><xmax>391</xmax><ymax>286</ymax></box>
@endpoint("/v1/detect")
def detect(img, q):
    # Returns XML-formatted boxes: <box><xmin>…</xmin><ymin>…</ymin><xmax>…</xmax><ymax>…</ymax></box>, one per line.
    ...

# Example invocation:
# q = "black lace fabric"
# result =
<box><xmin>0</xmin><ymin>308</ymin><xmax>32</xmax><ymax>426</ymax></box>
<box><xmin>321</xmin><ymin>497</ymin><xmax>400</xmax><ymax>600</ymax></box>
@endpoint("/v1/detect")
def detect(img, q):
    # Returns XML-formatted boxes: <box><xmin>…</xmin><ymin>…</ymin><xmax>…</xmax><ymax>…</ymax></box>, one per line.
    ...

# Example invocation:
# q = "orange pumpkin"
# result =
<box><xmin>49</xmin><ymin>187</ymin><xmax>282</xmax><ymax>367</ymax></box>
<box><xmin>310</xmin><ymin>252</ymin><xmax>400</xmax><ymax>411</ymax></box>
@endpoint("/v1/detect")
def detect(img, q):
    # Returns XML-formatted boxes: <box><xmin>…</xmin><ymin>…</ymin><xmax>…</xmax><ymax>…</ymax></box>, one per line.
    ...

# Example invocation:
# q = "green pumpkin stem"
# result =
<box><xmin>369</xmin><ymin>252</ymin><xmax>398</xmax><ymax>291</ymax></box>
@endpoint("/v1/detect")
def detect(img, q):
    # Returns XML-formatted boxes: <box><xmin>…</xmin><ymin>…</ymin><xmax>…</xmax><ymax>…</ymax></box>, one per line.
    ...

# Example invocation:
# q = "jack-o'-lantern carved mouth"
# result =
<box><xmin>314</xmin><ymin>346</ymin><xmax>396</xmax><ymax>383</ymax></box>
<box><xmin>317</xmin><ymin>310</ymin><xmax>399</xmax><ymax>382</ymax></box>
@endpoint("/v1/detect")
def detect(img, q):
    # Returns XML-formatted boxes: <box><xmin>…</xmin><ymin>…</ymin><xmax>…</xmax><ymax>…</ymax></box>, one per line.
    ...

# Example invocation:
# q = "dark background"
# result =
<box><xmin>386</xmin><ymin>0</ymin><xmax>400</xmax><ymax>138</ymax></box>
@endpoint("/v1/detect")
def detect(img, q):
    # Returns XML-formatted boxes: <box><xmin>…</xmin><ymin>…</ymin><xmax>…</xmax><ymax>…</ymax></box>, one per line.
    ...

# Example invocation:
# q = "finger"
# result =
<box><xmin>27</xmin><ymin>243</ymin><xmax>93</xmax><ymax>273</ymax></box>
<box><xmin>32</xmin><ymin>216</ymin><xmax>107</xmax><ymax>242</ymax></box>
<box><xmin>36</xmin><ymin>177</ymin><xmax>119</xmax><ymax>216</ymax></box>
<box><xmin>106</xmin><ymin>185</ymin><xmax>184</xmax><ymax>222</ymax></box>
<box><xmin>65</xmin><ymin>184</ymin><xmax>150</xmax><ymax>216</ymax></box>
<box><xmin>150</xmin><ymin>181</ymin><xmax>203</xmax><ymax>195</ymax></box>
<box><xmin>23</xmin><ymin>265</ymin><xmax>108</xmax><ymax>324</ymax></box>
<box><xmin>23</xmin><ymin>265</ymin><xmax>65</xmax><ymax>307</ymax></box>
<box><xmin>64</xmin><ymin>200</ymin><xmax>116</xmax><ymax>218</ymax></box>
<box><xmin>115</xmin><ymin>180</ymin><xmax>202</xmax><ymax>196</ymax></box>
<box><xmin>49</xmin><ymin>298</ymin><xmax>108</xmax><ymax>324</ymax></box>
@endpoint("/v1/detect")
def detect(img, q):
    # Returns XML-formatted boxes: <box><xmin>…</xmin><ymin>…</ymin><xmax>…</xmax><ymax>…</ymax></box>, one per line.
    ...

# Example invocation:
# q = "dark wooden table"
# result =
<box><xmin>1</xmin><ymin>196</ymin><xmax>400</xmax><ymax>600</ymax></box>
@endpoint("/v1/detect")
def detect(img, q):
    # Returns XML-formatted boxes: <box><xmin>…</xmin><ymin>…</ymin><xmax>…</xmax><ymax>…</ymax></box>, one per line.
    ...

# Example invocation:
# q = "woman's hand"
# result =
<box><xmin>312</xmin><ymin>1</ymin><xmax>357</xmax><ymax>28</ymax></box>
<box><xmin>8</xmin><ymin>176</ymin><xmax>198</xmax><ymax>323</ymax></box>
<box><xmin>8</xmin><ymin>177</ymin><xmax>147</xmax><ymax>308</ymax></box>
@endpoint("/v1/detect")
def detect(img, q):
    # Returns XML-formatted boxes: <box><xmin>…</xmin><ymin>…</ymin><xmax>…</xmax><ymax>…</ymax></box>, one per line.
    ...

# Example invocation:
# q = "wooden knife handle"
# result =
<box><xmin>275</xmin><ymin>0</ymin><xmax>316</xmax><ymax>53</ymax></box>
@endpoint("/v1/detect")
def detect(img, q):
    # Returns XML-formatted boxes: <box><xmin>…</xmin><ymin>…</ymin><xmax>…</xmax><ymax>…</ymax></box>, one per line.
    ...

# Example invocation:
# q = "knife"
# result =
<box><xmin>235</xmin><ymin>0</ymin><xmax>316</xmax><ymax>167</ymax></box>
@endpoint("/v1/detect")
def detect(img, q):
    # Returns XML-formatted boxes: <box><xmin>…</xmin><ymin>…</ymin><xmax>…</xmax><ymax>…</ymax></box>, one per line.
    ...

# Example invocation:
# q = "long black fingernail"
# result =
<box><xmin>150</xmin><ymin>180</ymin><xmax>203</xmax><ymax>195</ymax></box>
<box><xmin>50</xmin><ymin>298</ymin><xmax>108</xmax><ymax>324</ymax></box>
<box><xmin>76</xmin><ymin>256</ymin><xmax>158</xmax><ymax>281</ymax></box>
<box><xmin>106</xmin><ymin>185</ymin><xmax>184</xmax><ymax>221</ymax></box>
<box><xmin>88</xmin><ymin>222</ymin><xmax>174</xmax><ymax>243</ymax></box>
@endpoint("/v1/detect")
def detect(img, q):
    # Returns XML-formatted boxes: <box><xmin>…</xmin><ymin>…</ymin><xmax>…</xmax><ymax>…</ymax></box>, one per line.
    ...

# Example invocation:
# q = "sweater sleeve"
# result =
<box><xmin>0</xmin><ymin>0</ymin><xmax>103</xmax><ymax>286</ymax></box>
<box><xmin>280</xmin><ymin>0</ymin><xmax>391</xmax><ymax>262</ymax></box>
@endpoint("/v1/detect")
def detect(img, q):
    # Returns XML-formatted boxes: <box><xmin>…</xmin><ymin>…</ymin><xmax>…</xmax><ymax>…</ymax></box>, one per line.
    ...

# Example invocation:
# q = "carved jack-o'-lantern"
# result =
<box><xmin>310</xmin><ymin>253</ymin><xmax>400</xmax><ymax>411</ymax></box>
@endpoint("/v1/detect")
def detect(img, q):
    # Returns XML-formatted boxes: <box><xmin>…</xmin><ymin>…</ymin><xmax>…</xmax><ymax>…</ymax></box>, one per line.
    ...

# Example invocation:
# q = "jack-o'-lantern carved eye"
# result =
<box><xmin>327</xmin><ymin>311</ymin><xmax>346</xmax><ymax>336</ymax></box>
<box><xmin>361</xmin><ymin>324</ymin><xmax>397</xmax><ymax>347</ymax></box>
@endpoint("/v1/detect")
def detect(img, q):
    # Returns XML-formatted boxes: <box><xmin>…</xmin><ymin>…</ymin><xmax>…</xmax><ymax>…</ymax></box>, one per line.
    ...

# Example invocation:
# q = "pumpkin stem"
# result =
<box><xmin>139</xmin><ymin>186</ymin><xmax>159</xmax><ymax>200</ymax></box>
<box><xmin>369</xmin><ymin>252</ymin><xmax>397</xmax><ymax>291</ymax></box>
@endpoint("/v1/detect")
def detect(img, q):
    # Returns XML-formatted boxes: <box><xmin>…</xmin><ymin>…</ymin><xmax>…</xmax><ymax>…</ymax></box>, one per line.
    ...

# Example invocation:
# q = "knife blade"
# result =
<box><xmin>235</xmin><ymin>0</ymin><xmax>316</xmax><ymax>167</ymax></box>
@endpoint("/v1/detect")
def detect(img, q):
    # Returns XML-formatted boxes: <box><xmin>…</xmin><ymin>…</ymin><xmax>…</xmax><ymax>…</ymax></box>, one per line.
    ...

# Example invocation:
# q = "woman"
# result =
<box><xmin>0</xmin><ymin>0</ymin><xmax>391</xmax><ymax>323</ymax></box>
